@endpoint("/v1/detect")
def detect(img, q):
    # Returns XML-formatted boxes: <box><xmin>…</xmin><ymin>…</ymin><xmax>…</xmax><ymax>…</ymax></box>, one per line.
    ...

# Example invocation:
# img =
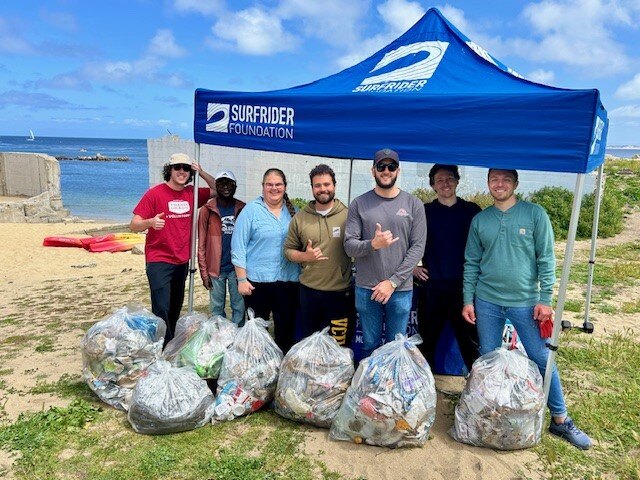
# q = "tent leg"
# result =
<box><xmin>543</xmin><ymin>174</ymin><xmax>586</xmax><ymax>405</ymax></box>
<box><xmin>583</xmin><ymin>163</ymin><xmax>605</xmax><ymax>330</ymax></box>
<box><xmin>187</xmin><ymin>143</ymin><xmax>201</xmax><ymax>313</ymax></box>
<box><xmin>347</xmin><ymin>158</ymin><xmax>354</xmax><ymax>205</ymax></box>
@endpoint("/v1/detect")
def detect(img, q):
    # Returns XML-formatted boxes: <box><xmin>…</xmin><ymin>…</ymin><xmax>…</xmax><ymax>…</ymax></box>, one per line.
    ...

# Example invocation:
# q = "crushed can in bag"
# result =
<box><xmin>329</xmin><ymin>334</ymin><xmax>436</xmax><ymax>448</ymax></box>
<box><xmin>274</xmin><ymin>327</ymin><xmax>355</xmax><ymax>427</ymax></box>
<box><xmin>449</xmin><ymin>348</ymin><xmax>545</xmax><ymax>450</ymax></box>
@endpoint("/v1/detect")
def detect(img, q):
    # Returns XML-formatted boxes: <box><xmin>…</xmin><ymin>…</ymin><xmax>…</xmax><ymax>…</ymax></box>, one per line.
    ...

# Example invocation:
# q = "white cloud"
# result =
<box><xmin>172</xmin><ymin>0</ymin><xmax>226</xmax><ymax>16</ymax></box>
<box><xmin>40</xmin><ymin>11</ymin><xmax>77</xmax><ymax>31</ymax></box>
<box><xmin>609</xmin><ymin>105</ymin><xmax>640</xmax><ymax>117</ymax></box>
<box><xmin>377</xmin><ymin>0</ymin><xmax>425</xmax><ymax>35</ymax></box>
<box><xmin>616</xmin><ymin>74</ymin><xmax>640</xmax><ymax>100</ymax></box>
<box><xmin>506</xmin><ymin>0</ymin><xmax>634</xmax><ymax>75</ymax></box>
<box><xmin>147</xmin><ymin>29</ymin><xmax>186</xmax><ymax>58</ymax></box>
<box><xmin>276</xmin><ymin>0</ymin><xmax>368</xmax><ymax>47</ymax></box>
<box><xmin>527</xmin><ymin>69</ymin><xmax>555</xmax><ymax>84</ymax></box>
<box><xmin>0</xmin><ymin>18</ymin><xmax>35</xmax><ymax>54</ymax></box>
<box><xmin>335</xmin><ymin>0</ymin><xmax>426</xmax><ymax>69</ymax></box>
<box><xmin>211</xmin><ymin>7</ymin><xmax>297</xmax><ymax>55</ymax></box>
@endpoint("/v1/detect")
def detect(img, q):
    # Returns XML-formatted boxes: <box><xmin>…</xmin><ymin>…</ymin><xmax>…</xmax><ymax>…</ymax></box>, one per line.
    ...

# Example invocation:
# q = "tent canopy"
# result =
<box><xmin>194</xmin><ymin>8</ymin><xmax>608</xmax><ymax>174</ymax></box>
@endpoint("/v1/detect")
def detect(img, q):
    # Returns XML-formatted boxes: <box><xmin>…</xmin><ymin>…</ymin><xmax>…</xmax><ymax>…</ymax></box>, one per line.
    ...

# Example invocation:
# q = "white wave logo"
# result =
<box><xmin>352</xmin><ymin>41</ymin><xmax>449</xmax><ymax>93</ymax></box>
<box><xmin>590</xmin><ymin>116</ymin><xmax>605</xmax><ymax>155</ymax></box>
<box><xmin>362</xmin><ymin>41</ymin><xmax>449</xmax><ymax>85</ymax></box>
<box><xmin>206</xmin><ymin>103</ymin><xmax>230</xmax><ymax>132</ymax></box>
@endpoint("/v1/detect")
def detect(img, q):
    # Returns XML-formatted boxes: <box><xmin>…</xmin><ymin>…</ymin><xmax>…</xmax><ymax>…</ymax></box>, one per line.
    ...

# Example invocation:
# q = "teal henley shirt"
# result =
<box><xmin>463</xmin><ymin>200</ymin><xmax>556</xmax><ymax>307</ymax></box>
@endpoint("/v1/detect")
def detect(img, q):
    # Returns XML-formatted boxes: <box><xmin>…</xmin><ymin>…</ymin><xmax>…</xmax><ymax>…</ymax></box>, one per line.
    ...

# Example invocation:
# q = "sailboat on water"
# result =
<box><xmin>26</xmin><ymin>129</ymin><xmax>35</xmax><ymax>141</ymax></box>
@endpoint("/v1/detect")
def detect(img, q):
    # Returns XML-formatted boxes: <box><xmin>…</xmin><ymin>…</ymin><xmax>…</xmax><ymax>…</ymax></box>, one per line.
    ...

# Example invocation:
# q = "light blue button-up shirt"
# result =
<box><xmin>231</xmin><ymin>196</ymin><xmax>300</xmax><ymax>282</ymax></box>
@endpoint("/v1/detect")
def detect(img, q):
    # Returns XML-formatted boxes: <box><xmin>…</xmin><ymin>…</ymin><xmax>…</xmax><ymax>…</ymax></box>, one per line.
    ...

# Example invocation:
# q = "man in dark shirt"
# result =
<box><xmin>413</xmin><ymin>164</ymin><xmax>480</xmax><ymax>372</ymax></box>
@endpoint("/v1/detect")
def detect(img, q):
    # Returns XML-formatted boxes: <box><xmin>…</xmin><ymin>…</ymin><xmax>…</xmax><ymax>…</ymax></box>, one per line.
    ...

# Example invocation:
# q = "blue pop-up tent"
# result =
<box><xmin>192</xmin><ymin>8</ymin><xmax>609</xmax><ymax>397</ymax></box>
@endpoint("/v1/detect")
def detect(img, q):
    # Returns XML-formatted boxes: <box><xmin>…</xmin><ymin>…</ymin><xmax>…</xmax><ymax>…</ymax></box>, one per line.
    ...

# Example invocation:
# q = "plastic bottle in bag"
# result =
<box><xmin>329</xmin><ymin>334</ymin><xmax>437</xmax><ymax>448</ymax></box>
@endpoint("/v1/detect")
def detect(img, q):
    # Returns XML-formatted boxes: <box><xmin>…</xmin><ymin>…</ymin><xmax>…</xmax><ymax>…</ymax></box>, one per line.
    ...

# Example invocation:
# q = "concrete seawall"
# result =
<box><xmin>0</xmin><ymin>152</ymin><xmax>70</xmax><ymax>222</ymax></box>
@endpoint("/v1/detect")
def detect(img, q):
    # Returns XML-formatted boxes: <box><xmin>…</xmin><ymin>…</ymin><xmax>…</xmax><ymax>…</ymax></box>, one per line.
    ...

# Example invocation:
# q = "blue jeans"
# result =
<box><xmin>209</xmin><ymin>270</ymin><xmax>245</xmax><ymax>325</ymax></box>
<box><xmin>474</xmin><ymin>297</ymin><xmax>567</xmax><ymax>417</ymax></box>
<box><xmin>355</xmin><ymin>286</ymin><xmax>413</xmax><ymax>359</ymax></box>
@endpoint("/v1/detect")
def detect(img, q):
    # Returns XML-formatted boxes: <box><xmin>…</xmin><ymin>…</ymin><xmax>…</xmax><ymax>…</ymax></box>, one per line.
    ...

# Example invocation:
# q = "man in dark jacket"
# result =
<box><xmin>284</xmin><ymin>164</ymin><xmax>353</xmax><ymax>345</ymax></box>
<box><xmin>198</xmin><ymin>170</ymin><xmax>246</xmax><ymax>324</ymax></box>
<box><xmin>413</xmin><ymin>164</ymin><xmax>480</xmax><ymax>372</ymax></box>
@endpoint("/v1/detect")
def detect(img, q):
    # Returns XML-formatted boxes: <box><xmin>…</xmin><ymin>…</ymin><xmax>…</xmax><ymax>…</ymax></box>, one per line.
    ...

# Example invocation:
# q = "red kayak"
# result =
<box><xmin>79</xmin><ymin>234</ymin><xmax>116</xmax><ymax>248</ymax></box>
<box><xmin>42</xmin><ymin>236</ymin><xmax>84</xmax><ymax>248</ymax></box>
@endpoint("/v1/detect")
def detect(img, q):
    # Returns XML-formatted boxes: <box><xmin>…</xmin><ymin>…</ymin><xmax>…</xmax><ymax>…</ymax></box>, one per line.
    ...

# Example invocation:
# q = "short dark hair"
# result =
<box><xmin>162</xmin><ymin>163</ymin><xmax>194</xmax><ymax>183</ymax></box>
<box><xmin>428</xmin><ymin>164</ymin><xmax>460</xmax><ymax>186</ymax></box>
<box><xmin>487</xmin><ymin>168</ymin><xmax>518</xmax><ymax>182</ymax></box>
<box><xmin>309</xmin><ymin>164</ymin><xmax>336</xmax><ymax>185</ymax></box>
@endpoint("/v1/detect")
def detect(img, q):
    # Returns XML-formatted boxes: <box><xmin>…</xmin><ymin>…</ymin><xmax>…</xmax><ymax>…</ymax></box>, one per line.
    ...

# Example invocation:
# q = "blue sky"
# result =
<box><xmin>1</xmin><ymin>0</ymin><xmax>639</xmax><ymax>145</ymax></box>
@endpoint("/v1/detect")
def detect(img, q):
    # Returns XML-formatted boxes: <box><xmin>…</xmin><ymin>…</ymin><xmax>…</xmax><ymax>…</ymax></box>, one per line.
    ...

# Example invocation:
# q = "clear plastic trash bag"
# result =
<box><xmin>212</xmin><ymin>309</ymin><xmax>283</xmax><ymax>422</ymax></box>
<box><xmin>127</xmin><ymin>360</ymin><xmax>215</xmax><ymax>435</ymax></box>
<box><xmin>81</xmin><ymin>304</ymin><xmax>166</xmax><ymax>410</ymax></box>
<box><xmin>449</xmin><ymin>348</ymin><xmax>545</xmax><ymax>450</ymax></box>
<box><xmin>174</xmin><ymin>311</ymin><xmax>208</xmax><ymax>339</ymax></box>
<box><xmin>329</xmin><ymin>334</ymin><xmax>436</xmax><ymax>448</ymax></box>
<box><xmin>163</xmin><ymin>315</ymin><xmax>238</xmax><ymax>379</ymax></box>
<box><xmin>274</xmin><ymin>327</ymin><xmax>355</xmax><ymax>427</ymax></box>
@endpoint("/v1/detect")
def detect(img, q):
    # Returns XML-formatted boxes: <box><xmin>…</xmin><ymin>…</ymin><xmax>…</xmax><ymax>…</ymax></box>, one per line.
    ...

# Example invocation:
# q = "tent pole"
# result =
<box><xmin>543</xmin><ymin>173</ymin><xmax>585</xmax><ymax>404</ymax></box>
<box><xmin>347</xmin><ymin>158</ymin><xmax>354</xmax><ymax>204</ymax></box>
<box><xmin>584</xmin><ymin>163</ymin><xmax>605</xmax><ymax>327</ymax></box>
<box><xmin>187</xmin><ymin>143</ymin><xmax>201</xmax><ymax>313</ymax></box>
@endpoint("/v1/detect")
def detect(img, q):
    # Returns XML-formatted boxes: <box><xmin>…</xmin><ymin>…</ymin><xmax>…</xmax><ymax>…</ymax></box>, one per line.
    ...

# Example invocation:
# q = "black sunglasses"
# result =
<box><xmin>375</xmin><ymin>163</ymin><xmax>398</xmax><ymax>172</ymax></box>
<box><xmin>172</xmin><ymin>164</ymin><xmax>192</xmax><ymax>172</ymax></box>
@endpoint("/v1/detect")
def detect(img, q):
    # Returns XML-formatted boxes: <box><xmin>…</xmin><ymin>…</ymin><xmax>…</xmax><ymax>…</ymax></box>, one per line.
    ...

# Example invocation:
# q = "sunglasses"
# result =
<box><xmin>172</xmin><ymin>164</ymin><xmax>192</xmax><ymax>172</ymax></box>
<box><xmin>375</xmin><ymin>163</ymin><xmax>398</xmax><ymax>172</ymax></box>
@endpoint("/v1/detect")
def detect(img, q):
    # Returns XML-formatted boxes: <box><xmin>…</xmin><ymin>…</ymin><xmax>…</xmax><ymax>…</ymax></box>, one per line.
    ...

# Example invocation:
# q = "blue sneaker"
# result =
<box><xmin>549</xmin><ymin>417</ymin><xmax>592</xmax><ymax>450</ymax></box>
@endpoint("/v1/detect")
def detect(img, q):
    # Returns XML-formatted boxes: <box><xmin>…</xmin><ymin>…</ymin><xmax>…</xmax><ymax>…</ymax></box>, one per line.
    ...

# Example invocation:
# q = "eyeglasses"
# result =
<box><xmin>172</xmin><ymin>164</ymin><xmax>191</xmax><ymax>172</ymax></box>
<box><xmin>264</xmin><ymin>182</ymin><xmax>285</xmax><ymax>189</ymax></box>
<box><xmin>375</xmin><ymin>163</ymin><xmax>398</xmax><ymax>172</ymax></box>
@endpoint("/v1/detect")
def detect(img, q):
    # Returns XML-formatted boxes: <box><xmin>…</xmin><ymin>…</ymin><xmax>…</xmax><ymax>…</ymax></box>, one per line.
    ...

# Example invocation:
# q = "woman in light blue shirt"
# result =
<box><xmin>232</xmin><ymin>168</ymin><xmax>300</xmax><ymax>352</ymax></box>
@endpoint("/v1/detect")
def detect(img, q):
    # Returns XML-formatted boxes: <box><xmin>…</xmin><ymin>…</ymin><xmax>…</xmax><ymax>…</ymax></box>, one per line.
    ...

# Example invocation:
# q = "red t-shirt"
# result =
<box><xmin>133</xmin><ymin>184</ymin><xmax>211</xmax><ymax>264</ymax></box>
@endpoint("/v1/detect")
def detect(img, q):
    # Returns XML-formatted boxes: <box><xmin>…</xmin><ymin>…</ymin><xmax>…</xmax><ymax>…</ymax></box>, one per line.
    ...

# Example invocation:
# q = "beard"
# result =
<box><xmin>314</xmin><ymin>191</ymin><xmax>335</xmax><ymax>205</ymax></box>
<box><xmin>375</xmin><ymin>174</ymin><xmax>397</xmax><ymax>189</ymax></box>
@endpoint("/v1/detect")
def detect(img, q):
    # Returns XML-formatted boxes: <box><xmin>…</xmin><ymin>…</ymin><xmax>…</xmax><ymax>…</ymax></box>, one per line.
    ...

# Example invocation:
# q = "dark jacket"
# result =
<box><xmin>197</xmin><ymin>197</ymin><xmax>245</xmax><ymax>285</ymax></box>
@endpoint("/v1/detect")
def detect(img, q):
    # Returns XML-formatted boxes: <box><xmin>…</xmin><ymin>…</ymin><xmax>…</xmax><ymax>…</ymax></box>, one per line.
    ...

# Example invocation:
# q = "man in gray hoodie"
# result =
<box><xmin>285</xmin><ymin>164</ymin><xmax>353</xmax><ymax>345</ymax></box>
<box><xmin>344</xmin><ymin>149</ymin><xmax>426</xmax><ymax>358</ymax></box>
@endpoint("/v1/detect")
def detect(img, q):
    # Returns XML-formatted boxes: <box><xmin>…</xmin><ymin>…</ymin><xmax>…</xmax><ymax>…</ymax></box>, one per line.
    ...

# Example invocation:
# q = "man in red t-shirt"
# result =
<box><xmin>130</xmin><ymin>153</ymin><xmax>216</xmax><ymax>344</ymax></box>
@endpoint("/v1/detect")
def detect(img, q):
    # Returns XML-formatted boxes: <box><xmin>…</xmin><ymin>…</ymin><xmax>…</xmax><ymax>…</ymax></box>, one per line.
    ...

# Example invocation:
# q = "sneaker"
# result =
<box><xmin>549</xmin><ymin>417</ymin><xmax>592</xmax><ymax>450</ymax></box>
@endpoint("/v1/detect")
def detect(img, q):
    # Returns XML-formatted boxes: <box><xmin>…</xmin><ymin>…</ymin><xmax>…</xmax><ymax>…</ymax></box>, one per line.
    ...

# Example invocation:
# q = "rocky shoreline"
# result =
<box><xmin>55</xmin><ymin>153</ymin><xmax>130</xmax><ymax>162</ymax></box>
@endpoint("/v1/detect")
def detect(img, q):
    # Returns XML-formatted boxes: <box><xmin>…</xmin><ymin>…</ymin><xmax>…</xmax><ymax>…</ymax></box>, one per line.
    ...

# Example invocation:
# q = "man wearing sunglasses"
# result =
<box><xmin>130</xmin><ymin>153</ymin><xmax>216</xmax><ymax>345</ymax></box>
<box><xmin>344</xmin><ymin>148</ymin><xmax>426</xmax><ymax>360</ymax></box>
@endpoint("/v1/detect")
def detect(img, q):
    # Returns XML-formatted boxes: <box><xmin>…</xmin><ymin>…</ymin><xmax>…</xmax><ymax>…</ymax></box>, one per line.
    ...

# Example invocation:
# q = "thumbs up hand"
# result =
<box><xmin>303</xmin><ymin>239</ymin><xmax>328</xmax><ymax>262</ymax></box>
<box><xmin>371</xmin><ymin>223</ymin><xmax>399</xmax><ymax>250</ymax></box>
<box><xmin>150</xmin><ymin>212</ymin><xmax>165</xmax><ymax>230</ymax></box>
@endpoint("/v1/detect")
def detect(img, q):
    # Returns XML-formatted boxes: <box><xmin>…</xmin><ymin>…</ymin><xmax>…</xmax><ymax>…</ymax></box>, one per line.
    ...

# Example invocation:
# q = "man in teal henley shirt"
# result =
<box><xmin>462</xmin><ymin>168</ymin><xmax>592</xmax><ymax>450</ymax></box>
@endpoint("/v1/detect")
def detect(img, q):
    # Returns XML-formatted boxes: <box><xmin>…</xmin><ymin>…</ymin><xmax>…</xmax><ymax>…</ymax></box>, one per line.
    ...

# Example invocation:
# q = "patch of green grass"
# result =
<box><xmin>0</xmin><ymin>335</ymin><xmax>33</xmax><ymax>346</ymax></box>
<box><xmin>34</xmin><ymin>338</ymin><xmax>55</xmax><ymax>352</ymax></box>
<box><xmin>620</xmin><ymin>299</ymin><xmax>640</xmax><ymax>314</ymax></box>
<box><xmin>30</xmin><ymin>374</ymin><xmax>95</xmax><ymax>401</ymax></box>
<box><xmin>0</xmin><ymin>402</ymin><xmax>344</xmax><ymax>480</ymax></box>
<box><xmin>0</xmin><ymin>368</ymin><xmax>14</xmax><ymax>377</ymax></box>
<box><xmin>563</xmin><ymin>299</ymin><xmax>583</xmax><ymax>313</ymax></box>
<box><xmin>535</xmin><ymin>330</ymin><xmax>640</xmax><ymax>479</ymax></box>
<box><xmin>597</xmin><ymin>303</ymin><xmax>619</xmax><ymax>314</ymax></box>
<box><xmin>0</xmin><ymin>317</ymin><xmax>19</xmax><ymax>326</ymax></box>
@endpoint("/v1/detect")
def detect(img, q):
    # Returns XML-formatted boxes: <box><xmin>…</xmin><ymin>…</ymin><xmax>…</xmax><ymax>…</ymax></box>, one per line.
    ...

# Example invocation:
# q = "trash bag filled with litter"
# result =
<box><xmin>174</xmin><ymin>311</ymin><xmax>208</xmax><ymax>339</ymax></box>
<box><xmin>212</xmin><ymin>309</ymin><xmax>283</xmax><ymax>421</ymax></box>
<box><xmin>81</xmin><ymin>304</ymin><xmax>166</xmax><ymax>410</ymax></box>
<box><xmin>449</xmin><ymin>348</ymin><xmax>545</xmax><ymax>450</ymax></box>
<box><xmin>274</xmin><ymin>327</ymin><xmax>354</xmax><ymax>427</ymax></box>
<box><xmin>127</xmin><ymin>360</ymin><xmax>214</xmax><ymax>434</ymax></box>
<box><xmin>163</xmin><ymin>314</ymin><xmax>238</xmax><ymax>379</ymax></box>
<box><xmin>329</xmin><ymin>334</ymin><xmax>436</xmax><ymax>448</ymax></box>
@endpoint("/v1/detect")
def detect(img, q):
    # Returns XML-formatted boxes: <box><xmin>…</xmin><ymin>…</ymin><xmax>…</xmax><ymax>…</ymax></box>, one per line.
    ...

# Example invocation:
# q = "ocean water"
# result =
<box><xmin>0</xmin><ymin>135</ymin><xmax>637</xmax><ymax>222</ymax></box>
<box><xmin>0</xmin><ymin>136</ymin><xmax>148</xmax><ymax>222</ymax></box>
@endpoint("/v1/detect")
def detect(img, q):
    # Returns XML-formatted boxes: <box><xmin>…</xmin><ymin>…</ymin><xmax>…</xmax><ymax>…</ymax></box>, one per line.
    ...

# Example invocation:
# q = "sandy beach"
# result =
<box><xmin>0</xmin><ymin>218</ymin><xmax>638</xmax><ymax>479</ymax></box>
